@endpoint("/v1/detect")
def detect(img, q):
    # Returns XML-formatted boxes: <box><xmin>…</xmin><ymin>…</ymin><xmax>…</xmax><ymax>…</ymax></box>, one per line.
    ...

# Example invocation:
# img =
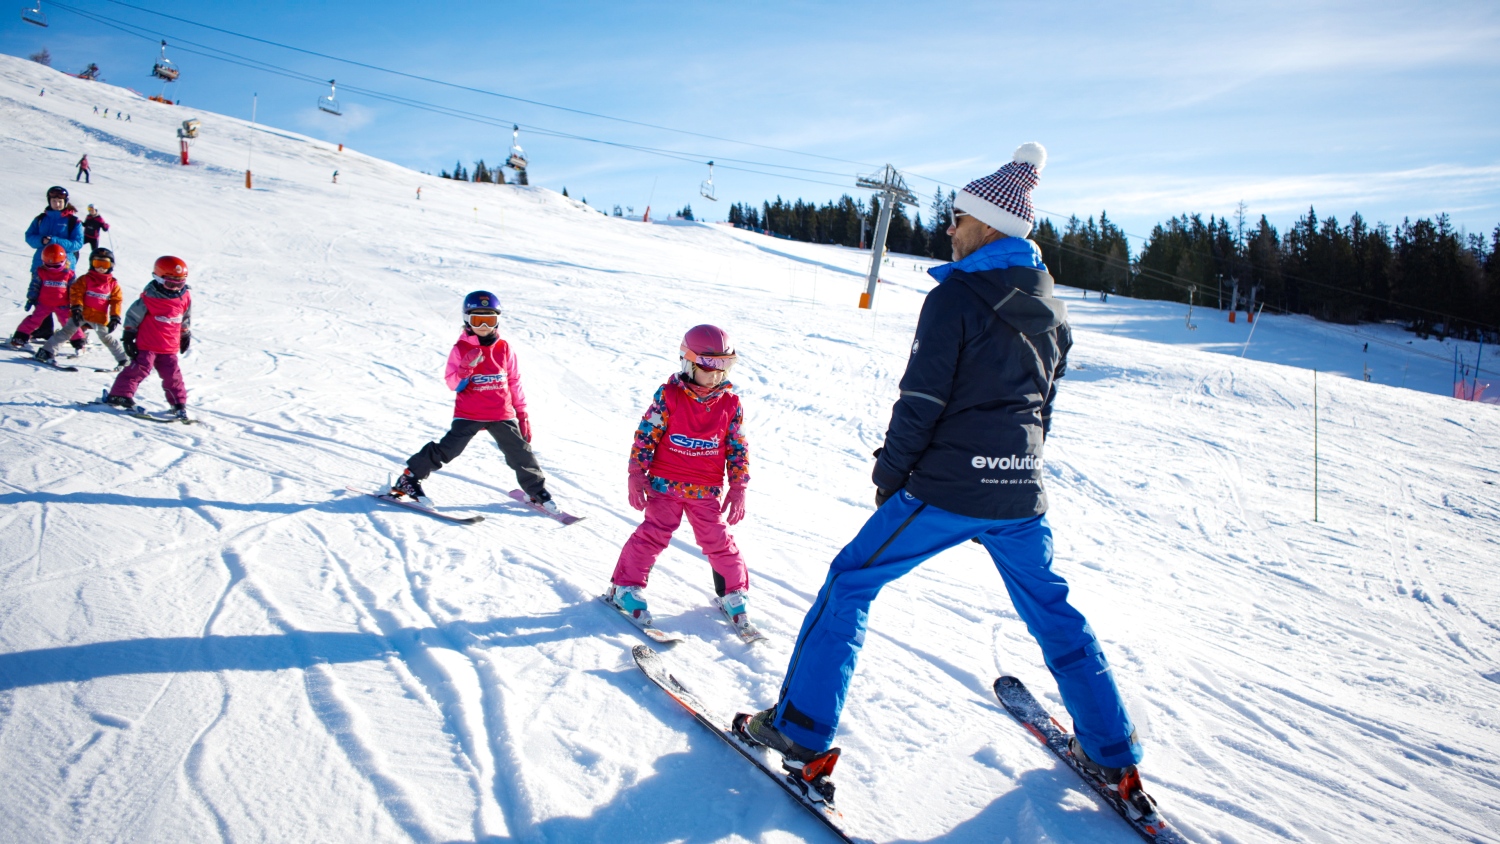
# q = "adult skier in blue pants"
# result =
<box><xmin>747</xmin><ymin>143</ymin><xmax>1157</xmax><ymax>816</ymax></box>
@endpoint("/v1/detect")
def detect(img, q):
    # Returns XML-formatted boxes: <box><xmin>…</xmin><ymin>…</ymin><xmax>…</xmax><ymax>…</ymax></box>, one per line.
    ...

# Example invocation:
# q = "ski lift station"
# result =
<box><xmin>20</xmin><ymin>0</ymin><xmax>45</xmax><ymax>27</ymax></box>
<box><xmin>151</xmin><ymin>40</ymin><xmax>179</xmax><ymax>83</ymax></box>
<box><xmin>317</xmin><ymin>80</ymin><xmax>341</xmax><ymax>116</ymax></box>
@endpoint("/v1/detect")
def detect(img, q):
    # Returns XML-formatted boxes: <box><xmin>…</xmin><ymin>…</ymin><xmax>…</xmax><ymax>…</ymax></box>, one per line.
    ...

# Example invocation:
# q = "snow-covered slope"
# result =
<box><xmin>2</xmin><ymin>54</ymin><xmax>1498</xmax><ymax>843</ymax></box>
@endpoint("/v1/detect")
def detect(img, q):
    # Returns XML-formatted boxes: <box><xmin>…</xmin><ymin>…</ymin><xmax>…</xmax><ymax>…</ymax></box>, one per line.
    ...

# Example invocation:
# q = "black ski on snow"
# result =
<box><xmin>993</xmin><ymin>676</ymin><xmax>1189</xmax><ymax>843</ymax></box>
<box><xmin>632</xmin><ymin>645</ymin><xmax>857</xmax><ymax>843</ymax></box>
<box><xmin>76</xmin><ymin>396</ymin><xmax>197</xmax><ymax>424</ymax></box>
<box><xmin>345</xmin><ymin>486</ymin><xmax>484</xmax><ymax>525</ymax></box>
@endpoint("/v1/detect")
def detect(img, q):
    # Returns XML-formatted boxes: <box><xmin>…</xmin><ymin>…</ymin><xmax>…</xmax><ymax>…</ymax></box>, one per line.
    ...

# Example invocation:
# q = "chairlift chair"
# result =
<box><xmin>699</xmin><ymin>160</ymin><xmax>717</xmax><ymax>202</ymax></box>
<box><xmin>317</xmin><ymin>79</ymin><xmax>341</xmax><ymax>116</ymax></box>
<box><xmin>20</xmin><ymin>0</ymin><xmax>46</xmax><ymax>26</ymax></box>
<box><xmin>506</xmin><ymin>124</ymin><xmax>528</xmax><ymax>171</ymax></box>
<box><xmin>151</xmin><ymin>40</ymin><xmax>180</xmax><ymax>82</ymax></box>
<box><xmin>77</xmin><ymin>63</ymin><xmax>101</xmax><ymax>81</ymax></box>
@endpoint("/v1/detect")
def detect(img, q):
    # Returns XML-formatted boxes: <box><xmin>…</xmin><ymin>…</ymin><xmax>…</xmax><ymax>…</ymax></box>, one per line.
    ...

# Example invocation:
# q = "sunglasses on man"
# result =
<box><xmin>949</xmin><ymin>208</ymin><xmax>971</xmax><ymax>228</ymax></box>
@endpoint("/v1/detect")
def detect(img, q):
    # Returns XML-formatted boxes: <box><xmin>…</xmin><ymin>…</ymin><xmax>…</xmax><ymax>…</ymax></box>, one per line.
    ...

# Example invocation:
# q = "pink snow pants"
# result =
<box><xmin>110</xmin><ymin>350</ymin><xmax>187</xmax><ymax>405</ymax></box>
<box><xmin>612</xmin><ymin>492</ymin><xmax>749</xmax><ymax>594</ymax></box>
<box><xmin>15</xmin><ymin>306</ymin><xmax>85</xmax><ymax>341</ymax></box>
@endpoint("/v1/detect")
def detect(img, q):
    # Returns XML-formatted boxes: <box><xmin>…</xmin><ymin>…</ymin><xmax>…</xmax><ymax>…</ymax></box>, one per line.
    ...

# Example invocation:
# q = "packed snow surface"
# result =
<box><xmin>3</xmin><ymin>55</ymin><xmax>1499</xmax><ymax>843</ymax></box>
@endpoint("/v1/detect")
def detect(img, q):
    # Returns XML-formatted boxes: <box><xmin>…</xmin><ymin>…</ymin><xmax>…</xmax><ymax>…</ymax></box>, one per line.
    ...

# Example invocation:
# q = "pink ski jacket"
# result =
<box><xmin>446</xmin><ymin>332</ymin><xmax>526</xmax><ymax>422</ymax></box>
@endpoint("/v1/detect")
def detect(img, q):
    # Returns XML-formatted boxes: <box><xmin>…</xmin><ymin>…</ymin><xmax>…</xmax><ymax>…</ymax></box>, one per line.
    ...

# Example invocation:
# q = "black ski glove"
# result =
<box><xmin>24</xmin><ymin>298</ymin><xmax>35</xmax><ymax>311</ymax></box>
<box><xmin>70</xmin><ymin>305</ymin><xmax>84</xmax><ymax>324</ymax></box>
<box><xmin>107</xmin><ymin>315</ymin><xmax>120</xmax><ymax>333</ymax></box>
<box><xmin>179</xmin><ymin>334</ymin><xmax>191</xmax><ymax>353</ymax></box>
<box><xmin>122</xmin><ymin>330</ymin><xmax>137</xmax><ymax>359</ymax></box>
<box><xmin>875</xmin><ymin>487</ymin><xmax>896</xmax><ymax>507</ymax></box>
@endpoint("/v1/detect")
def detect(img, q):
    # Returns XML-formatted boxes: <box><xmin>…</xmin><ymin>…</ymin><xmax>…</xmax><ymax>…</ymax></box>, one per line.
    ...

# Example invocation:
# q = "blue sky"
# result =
<box><xmin>6</xmin><ymin>0</ymin><xmax>1499</xmax><ymax>246</ymax></box>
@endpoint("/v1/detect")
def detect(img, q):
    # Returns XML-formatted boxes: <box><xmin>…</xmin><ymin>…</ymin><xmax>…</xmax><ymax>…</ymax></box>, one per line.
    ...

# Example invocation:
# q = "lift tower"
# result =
<box><xmin>856</xmin><ymin>164</ymin><xmax>919</xmax><ymax>309</ymax></box>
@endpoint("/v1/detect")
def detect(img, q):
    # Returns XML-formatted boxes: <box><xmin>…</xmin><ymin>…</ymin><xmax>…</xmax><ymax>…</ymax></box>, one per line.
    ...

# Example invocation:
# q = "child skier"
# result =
<box><xmin>10</xmin><ymin>244</ymin><xmax>85</xmax><ymax>350</ymax></box>
<box><xmin>606</xmin><ymin>324</ymin><xmax>754</xmax><ymax>637</ymax></box>
<box><xmin>34</xmin><ymin>247</ymin><xmax>128</xmax><ymax>368</ymax></box>
<box><xmin>390</xmin><ymin>290</ymin><xmax>560</xmax><ymax>513</ymax></box>
<box><xmin>104</xmin><ymin>256</ymin><xmax>192</xmax><ymax>418</ymax></box>
<box><xmin>82</xmin><ymin>205</ymin><xmax>110</xmax><ymax>251</ymax></box>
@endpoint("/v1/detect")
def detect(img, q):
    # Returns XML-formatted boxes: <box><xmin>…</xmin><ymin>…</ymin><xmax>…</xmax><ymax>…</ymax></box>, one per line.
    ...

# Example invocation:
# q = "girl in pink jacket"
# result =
<box><xmin>390</xmin><ymin>291</ymin><xmax>558</xmax><ymax>512</ymax></box>
<box><xmin>606</xmin><ymin>324</ymin><xmax>757</xmax><ymax>640</ymax></box>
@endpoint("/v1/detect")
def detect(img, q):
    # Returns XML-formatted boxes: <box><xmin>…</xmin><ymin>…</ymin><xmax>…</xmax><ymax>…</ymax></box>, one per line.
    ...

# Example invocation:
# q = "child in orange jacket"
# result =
<box><xmin>34</xmin><ymin>247</ymin><xmax>129</xmax><ymax>368</ymax></box>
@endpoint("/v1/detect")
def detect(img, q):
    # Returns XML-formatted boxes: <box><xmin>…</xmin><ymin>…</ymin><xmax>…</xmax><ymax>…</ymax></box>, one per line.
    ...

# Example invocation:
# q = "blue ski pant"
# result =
<box><xmin>772</xmin><ymin>491</ymin><xmax>1143</xmax><ymax>768</ymax></box>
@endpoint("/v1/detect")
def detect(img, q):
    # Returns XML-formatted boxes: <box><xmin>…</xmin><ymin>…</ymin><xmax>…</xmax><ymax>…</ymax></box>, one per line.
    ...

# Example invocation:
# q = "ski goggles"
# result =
<box><xmin>466</xmin><ymin>312</ymin><xmax>500</xmax><ymax>329</ymax></box>
<box><xmin>91</xmin><ymin>255</ymin><xmax>113</xmax><ymax>270</ymax></box>
<box><xmin>680</xmin><ymin>346</ymin><xmax>737</xmax><ymax>372</ymax></box>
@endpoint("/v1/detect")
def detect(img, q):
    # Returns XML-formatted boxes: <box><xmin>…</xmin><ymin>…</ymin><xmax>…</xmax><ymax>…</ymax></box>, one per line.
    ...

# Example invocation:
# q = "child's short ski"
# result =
<box><xmin>346</xmin><ymin>486</ymin><xmax>484</xmax><ymax>525</ymax></box>
<box><xmin>124</xmin><ymin>408</ymin><xmax>198</xmax><ymax>425</ymax></box>
<box><xmin>599</xmin><ymin>594</ymin><xmax>684</xmax><ymax>645</ymax></box>
<box><xmin>993</xmin><ymin>676</ymin><xmax>1188</xmax><ymax>843</ymax></box>
<box><xmin>506</xmin><ymin>489</ymin><xmax>583</xmax><ymax>524</ymax></box>
<box><xmin>632</xmin><ymin>645</ymin><xmax>856</xmax><ymax>843</ymax></box>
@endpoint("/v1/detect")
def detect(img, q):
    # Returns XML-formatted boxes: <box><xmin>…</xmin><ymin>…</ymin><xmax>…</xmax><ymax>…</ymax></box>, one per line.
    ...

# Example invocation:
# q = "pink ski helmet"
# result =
<box><xmin>679</xmin><ymin>324</ymin><xmax>737</xmax><ymax>377</ymax></box>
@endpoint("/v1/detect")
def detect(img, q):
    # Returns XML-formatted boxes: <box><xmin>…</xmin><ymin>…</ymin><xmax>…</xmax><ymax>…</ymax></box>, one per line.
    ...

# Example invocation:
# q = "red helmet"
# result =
<box><xmin>679</xmin><ymin>324</ymin><xmax>737</xmax><ymax>375</ymax></box>
<box><xmin>41</xmin><ymin>243</ymin><xmax>68</xmax><ymax>266</ymax></box>
<box><xmin>152</xmin><ymin>255</ymin><xmax>188</xmax><ymax>289</ymax></box>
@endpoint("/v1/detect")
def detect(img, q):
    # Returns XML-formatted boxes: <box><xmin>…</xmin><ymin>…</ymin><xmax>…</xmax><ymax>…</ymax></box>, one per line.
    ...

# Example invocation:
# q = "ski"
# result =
<box><xmin>75</xmin><ymin>397</ymin><xmax>198</xmax><ymax>424</ymax></box>
<box><xmin>632</xmin><ymin>645</ymin><xmax>857</xmax><ymax>843</ymax></box>
<box><xmin>506</xmin><ymin>489</ymin><xmax>584</xmax><ymax>525</ymax></box>
<box><xmin>345</xmin><ymin>486</ymin><xmax>483</xmax><ymax>525</ymax></box>
<box><xmin>993</xmin><ymin>676</ymin><xmax>1188</xmax><ymax>843</ymax></box>
<box><xmin>599</xmin><ymin>594</ymin><xmax>684</xmax><ymax>645</ymax></box>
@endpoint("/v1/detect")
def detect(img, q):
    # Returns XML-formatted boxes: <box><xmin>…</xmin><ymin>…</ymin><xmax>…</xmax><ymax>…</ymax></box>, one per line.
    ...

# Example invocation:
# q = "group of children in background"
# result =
<box><xmin>11</xmin><ymin>185</ymin><xmax>194</xmax><ymax>419</ymax></box>
<box><xmin>12</xmin><ymin>181</ymin><xmax>756</xmax><ymax>632</ymax></box>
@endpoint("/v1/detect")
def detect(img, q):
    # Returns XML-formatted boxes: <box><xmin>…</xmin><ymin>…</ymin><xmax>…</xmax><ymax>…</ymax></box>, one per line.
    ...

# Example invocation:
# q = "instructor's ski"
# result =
<box><xmin>346</xmin><ymin>486</ymin><xmax>484</xmax><ymax>525</ymax></box>
<box><xmin>632</xmin><ymin>645</ymin><xmax>856</xmax><ymax>843</ymax></box>
<box><xmin>507</xmin><ymin>489</ymin><xmax>584</xmax><ymax>525</ymax></box>
<box><xmin>993</xmin><ymin>676</ymin><xmax>1188</xmax><ymax>843</ymax></box>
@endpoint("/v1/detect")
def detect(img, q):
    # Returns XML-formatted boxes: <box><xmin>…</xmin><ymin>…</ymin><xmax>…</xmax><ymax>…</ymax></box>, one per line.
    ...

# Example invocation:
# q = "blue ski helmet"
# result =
<box><xmin>463</xmin><ymin>290</ymin><xmax>501</xmax><ymax>314</ymax></box>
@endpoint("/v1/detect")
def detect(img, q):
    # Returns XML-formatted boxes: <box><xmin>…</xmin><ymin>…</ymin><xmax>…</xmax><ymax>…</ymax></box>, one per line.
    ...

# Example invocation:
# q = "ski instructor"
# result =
<box><xmin>746</xmin><ymin>143</ymin><xmax>1158</xmax><ymax>817</ymax></box>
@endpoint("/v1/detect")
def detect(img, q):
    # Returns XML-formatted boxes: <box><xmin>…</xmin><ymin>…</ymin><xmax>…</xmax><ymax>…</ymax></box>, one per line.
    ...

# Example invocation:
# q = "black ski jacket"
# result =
<box><xmin>872</xmin><ymin>241</ymin><xmax>1071</xmax><ymax>520</ymax></box>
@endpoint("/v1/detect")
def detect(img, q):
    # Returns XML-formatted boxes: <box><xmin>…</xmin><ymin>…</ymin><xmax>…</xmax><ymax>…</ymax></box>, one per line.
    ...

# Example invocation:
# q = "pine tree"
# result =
<box><xmin>28</xmin><ymin>48</ymin><xmax>50</xmax><ymax>66</ymax></box>
<box><xmin>562</xmin><ymin>187</ymin><xmax>569</xmax><ymax>197</ymax></box>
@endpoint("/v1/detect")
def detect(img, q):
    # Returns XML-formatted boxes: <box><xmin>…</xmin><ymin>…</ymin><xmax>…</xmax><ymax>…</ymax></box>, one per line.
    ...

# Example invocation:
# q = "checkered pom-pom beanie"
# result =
<box><xmin>954</xmin><ymin>142</ymin><xmax>1047</xmax><ymax>238</ymax></box>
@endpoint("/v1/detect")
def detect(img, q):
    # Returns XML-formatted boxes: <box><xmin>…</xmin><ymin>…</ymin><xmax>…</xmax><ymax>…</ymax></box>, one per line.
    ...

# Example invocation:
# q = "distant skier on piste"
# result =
<box><xmin>605</xmin><ymin>325</ymin><xmax>757</xmax><ymax>640</ymax></box>
<box><xmin>390</xmin><ymin>291</ymin><xmax>561</xmax><ymax>513</ymax></box>
<box><xmin>742</xmin><ymin>144</ymin><xmax>1163</xmax><ymax>825</ymax></box>
<box><xmin>105</xmin><ymin>256</ymin><xmax>193</xmax><ymax>419</ymax></box>
<box><xmin>34</xmin><ymin>247</ymin><xmax>128</xmax><ymax>368</ymax></box>
<box><xmin>10</xmin><ymin>243</ymin><xmax>83</xmax><ymax>350</ymax></box>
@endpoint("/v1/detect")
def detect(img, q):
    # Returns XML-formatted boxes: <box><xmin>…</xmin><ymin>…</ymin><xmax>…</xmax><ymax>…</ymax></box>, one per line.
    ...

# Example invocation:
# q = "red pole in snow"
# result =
<box><xmin>179</xmin><ymin>138</ymin><xmax>189</xmax><ymax>165</ymax></box>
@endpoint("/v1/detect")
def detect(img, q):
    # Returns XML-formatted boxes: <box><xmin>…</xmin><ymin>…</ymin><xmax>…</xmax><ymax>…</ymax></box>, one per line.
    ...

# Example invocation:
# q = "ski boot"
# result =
<box><xmin>528</xmin><ymin>488</ymin><xmax>561</xmax><ymax>515</ymax></box>
<box><xmin>390</xmin><ymin>469</ymin><xmax>428</xmax><ymax>503</ymax></box>
<box><xmin>717</xmin><ymin>590</ymin><xmax>764</xmax><ymax>642</ymax></box>
<box><xmin>33</xmin><ymin>348</ymin><xmax>54</xmax><ymax>363</ymax></box>
<box><xmin>1067</xmin><ymin>735</ymin><xmax>1164</xmax><ymax>831</ymax></box>
<box><xmin>70</xmin><ymin>338</ymin><xmax>87</xmax><ymax>354</ymax></box>
<box><xmin>8</xmin><ymin>332</ymin><xmax>28</xmax><ymax>350</ymax></box>
<box><xmin>606</xmin><ymin>584</ymin><xmax>652</xmax><ymax>624</ymax></box>
<box><xmin>169</xmin><ymin>403</ymin><xmax>190</xmax><ymax>421</ymax></box>
<box><xmin>104</xmin><ymin>394</ymin><xmax>135</xmax><ymax>410</ymax></box>
<box><xmin>737</xmin><ymin>708</ymin><xmax>841</xmax><ymax>806</ymax></box>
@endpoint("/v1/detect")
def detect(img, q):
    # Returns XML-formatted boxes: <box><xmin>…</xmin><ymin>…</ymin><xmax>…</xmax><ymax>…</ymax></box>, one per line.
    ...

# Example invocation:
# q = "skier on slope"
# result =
<box><xmin>34</xmin><ymin>247</ymin><xmax>129</xmax><ymax>368</ymax></box>
<box><xmin>742</xmin><ymin>144</ymin><xmax>1162</xmax><ymax>823</ymax></box>
<box><xmin>75</xmin><ymin>154</ymin><xmax>91</xmax><ymax>183</ymax></box>
<box><xmin>9</xmin><ymin>243</ymin><xmax>84</xmax><ymax>350</ymax></box>
<box><xmin>104</xmin><ymin>256</ymin><xmax>193</xmax><ymax>419</ymax></box>
<box><xmin>19</xmin><ymin>186</ymin><xmax>87</xmax><ymax>344</ymax></box>
<box><xmin>390</xmin><ymin>291</ymin><xmax>561</xmax><ymax>513</ymax></box>
<box><xmin>82</xmin><ymin>205</ymin><xmax>110</xmax><ymax>252</ymax></box>
<box><xmin>605</xmin><ymin>325</ymin><xmax>756</xmax><ymax>638</ymax></box>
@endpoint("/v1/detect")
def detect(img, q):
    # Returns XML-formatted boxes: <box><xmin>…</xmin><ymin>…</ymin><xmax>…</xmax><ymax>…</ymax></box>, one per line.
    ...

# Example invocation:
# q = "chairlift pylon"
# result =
<box><xmin>20</xmin><ymin>0</ymin><xmax>45</xmax><ymax>27</ymax></box>
<box><xmin>506</xmin><ymin>124</ymin><xmax>528</xmax><ymax>172</ymax></box>
<box><xmin>317</xmin><ymin>79</ymin><xmax>341</xmax><ymax>116</ymax></box>
<box><xmin>151</xmin><ymin>40</ymin><xmax>179</xmax><ymax>83</ymax></box>
<box><xmin>699</xmin><ymin>160</ymin><xmax>717</xmax><ymax>202</ymax></box>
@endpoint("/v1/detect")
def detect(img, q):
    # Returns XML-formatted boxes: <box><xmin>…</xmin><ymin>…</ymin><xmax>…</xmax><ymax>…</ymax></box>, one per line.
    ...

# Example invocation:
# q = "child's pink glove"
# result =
<box><xmin>467</xmin><ymin>350</ymin><xmax>483</xmax><ymax>368</ymax></box>
<box><xmin>517</xmin><ymin>411</ymin><xmax>531</xmax><ymax>442</ymax></box>
<box><xmin>628</xmin><ymin>472</ymin><xmax>649</xmax><ymax>511</ymax></box>
<box><xmin>721</xmin><ymin>485</ymin><xmax>747</xmax><ymax>525</ymax></box>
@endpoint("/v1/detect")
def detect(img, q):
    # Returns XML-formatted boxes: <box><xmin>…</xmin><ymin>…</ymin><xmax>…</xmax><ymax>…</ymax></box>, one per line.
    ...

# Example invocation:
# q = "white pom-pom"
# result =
<box><xmin>1012</xmin><ymin>142</ymin><xmax>1047</xmax><ymax>171</ymax></box>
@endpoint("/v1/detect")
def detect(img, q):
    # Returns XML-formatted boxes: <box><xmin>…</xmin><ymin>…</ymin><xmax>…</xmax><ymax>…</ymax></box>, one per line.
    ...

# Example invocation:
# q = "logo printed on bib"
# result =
<box><xmin>470</xmin><ymin>373</ymin><xmax>507</xmax><ymax>386</ymax></box>
<box><xmin>668</xmin><ymin>433</ymin><xmax>720</xmax><ymax>452</ymax></box>
<box><xmin>970</xmin><ymin>454</ymin><xmax>1042</xmax><ymax>471</ymax></box>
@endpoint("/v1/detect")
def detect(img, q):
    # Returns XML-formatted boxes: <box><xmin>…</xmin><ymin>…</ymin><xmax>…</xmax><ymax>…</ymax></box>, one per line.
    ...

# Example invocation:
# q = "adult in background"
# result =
<box><xmin>22</xmin><ymin>186</ymin><xmax>86</xmax><ymax>343</ymax></box>
<box><xmin>744</xmin><ymin>143</ymin><xmax>1163</xmax><ymax>824</ymax></box>
<box><xmin>83</xmin><ymin>205</ymin><xmax>110</xmax><ymax>252</ymax></box>
<box><xmin>75</xmin><ymin>154</ymin><xmax>90</xmax><ymax>183</ymax></box>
